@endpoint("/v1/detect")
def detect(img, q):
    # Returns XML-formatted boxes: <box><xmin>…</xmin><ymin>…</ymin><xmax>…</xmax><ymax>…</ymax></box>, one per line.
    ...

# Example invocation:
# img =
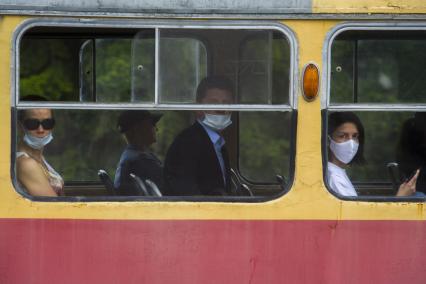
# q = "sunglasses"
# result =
<box><xmin>23</xmin><ymin>118</ymin><xmax>55</xmax><ymax>130</ymax></box>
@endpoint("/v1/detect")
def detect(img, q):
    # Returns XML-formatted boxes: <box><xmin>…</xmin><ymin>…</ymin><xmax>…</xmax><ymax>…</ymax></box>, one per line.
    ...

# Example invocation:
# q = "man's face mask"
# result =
<box><xmin>202</xmin><ymin>113</ymin><xmax>232</xmax><ymax>131</ymax></box>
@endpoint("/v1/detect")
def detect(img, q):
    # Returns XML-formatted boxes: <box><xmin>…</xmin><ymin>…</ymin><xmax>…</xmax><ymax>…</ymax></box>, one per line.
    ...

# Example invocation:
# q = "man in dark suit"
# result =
<box><xmin>163</xmin><ymin>76</ymin><xmax>234</xmax><ymax>196</ymax></box>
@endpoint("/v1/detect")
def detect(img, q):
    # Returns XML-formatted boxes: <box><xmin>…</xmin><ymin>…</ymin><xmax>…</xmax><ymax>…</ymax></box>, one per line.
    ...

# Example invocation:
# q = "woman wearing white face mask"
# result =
<box><xmin>327</xmin><ymin>112</ymin><xmax>418</xmax><ymax>197</ymax></box>
<box><xmin>16</xmin><ymin>98</ymin><xmax>64</xmax><ymax>197</ymax></box>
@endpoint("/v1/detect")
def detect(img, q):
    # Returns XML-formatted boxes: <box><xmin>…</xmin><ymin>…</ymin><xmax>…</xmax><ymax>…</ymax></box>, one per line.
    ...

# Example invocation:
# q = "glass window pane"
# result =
<box><xmin>158</xmin><ymin>36</ymin><xmax>207</xmax><ymax>103</ymax></box>
<box><xmin>346</xmin><ymin>112</ymin><xmax>412</xmax><ymax>183</ymax></box>
<box><xmin>37</xmin><ymin>110</ymin><xmax>124</xmax><ymax>182</ymax></box>
<box><xmin>95</xmin><ymin>39</ymin><xmax>133</xmax><ymax>102</ymax></box>
<box><xmin>131</xmin><ymin>30</ymin><xmax>156</xmax><ymax>102</ymax></box>
<box><xmin>20</xmin><ymin>29</ymin><xmax>156</xmax><ymax>103</ymax></box>
<box><xmin>16</xmin><ymin>108</ymin><xmax>293</xmax><ymax>197</ymax></box>
<box><xmin>239</xmin><ymin>112</ymin><xmax>292</xmax><ymax>187</ymax></box>
<box><xmin>331</xmin><ymin>31</ymin><xmax>426</xmax><ymax>104</ymax></box>
<box><xmin>357</xmin><ymin>40</ymin><xmax>426</xmax><ymax>103</ymax></box>
<box><xmin>239</xmin><ymin>32</ymin><xmax>290</xmax><ymax>104</ymax></box>
<box><xmin>330</xmin><ymin>40</ymin><xmax>354</xmax><ymax>103</ymax></box>
<box><xmin>20</xmin><ymin>27</ymin><xmax>291</xmax><ymax>106</ymax></box>
<box><xmin>156</xmin><ymin>29</ymin><xmax>290</xmax><ymax>105</ymax></box>
<box><xmin>20</xmin><ymin>38</ymin><xmax>84</xmax><ymax>101</ymax></box>
<box><xmin>35</xmin><ymin>109</ymin><xmax>189</xmax><ymax>183</ymax></box>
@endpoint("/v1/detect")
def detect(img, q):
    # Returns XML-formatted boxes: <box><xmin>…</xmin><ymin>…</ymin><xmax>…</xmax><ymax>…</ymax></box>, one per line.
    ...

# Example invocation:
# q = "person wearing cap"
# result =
<box><xmin>114</xmin><ymin>110</ymin><xmax>163</xmax><ymax>195</ymax></box>
<box><xmin>163</xmin><ymin>76</ymin><xmax>234</xmax><ymax>196</ymax></box>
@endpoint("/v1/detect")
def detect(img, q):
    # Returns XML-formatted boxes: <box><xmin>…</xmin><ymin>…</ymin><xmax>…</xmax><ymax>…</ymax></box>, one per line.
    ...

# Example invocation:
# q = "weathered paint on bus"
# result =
<box><xmin>313</xmin><ymin>0</ymin><xmax>426</xmax><ymax>14</ymax></box>
<box><xmin>1</xmin><ymin>219</ymin><xmax>425</xmax><ymax>284</ymax></box>
<box><xmin>1</xmin><ymin>0</ymin><xmax>426</xmax><ymax>15</ymax></box>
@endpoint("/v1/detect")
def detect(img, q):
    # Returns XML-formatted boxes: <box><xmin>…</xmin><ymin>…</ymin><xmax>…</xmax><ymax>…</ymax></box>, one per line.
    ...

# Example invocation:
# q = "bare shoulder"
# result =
<box><xmin>17</xmin><ymin>155</ymin><xmax>41</xmax><ymax>173</ymax></box>
<box><xmin>16</xmin><ymin>155</ymin><xmax>57</xmax><ymax>196</ymax></box>
<box><xmin>16</xmin><ymin>156</ymin><xmax>46</xmax><ymax>182</ymax></box>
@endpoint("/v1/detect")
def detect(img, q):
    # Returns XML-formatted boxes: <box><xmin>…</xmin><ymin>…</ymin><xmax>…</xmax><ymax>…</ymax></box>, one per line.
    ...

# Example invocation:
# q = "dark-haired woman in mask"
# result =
<box><xmin>327</xmin><ymin>112</ymin><xmax>418</xmax><ymax>197</ymax></box>
<box><xmin>16</xmin><ymin>108</ymin><xmax>64</xmax><ymax>196</ymax></box>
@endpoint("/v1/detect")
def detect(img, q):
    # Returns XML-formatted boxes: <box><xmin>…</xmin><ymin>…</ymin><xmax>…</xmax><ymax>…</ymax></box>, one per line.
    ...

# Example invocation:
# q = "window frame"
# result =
<box><xmin>235</xmin><ymin>31</ymin><xmax>294</xmax><ymax>186</ymax></box>
<box><xmin>12</xmin><ymin>18</ymin><xmax>298</xmax><ymax>202</ymax></box>
<box><xmin>14</xmin><ymin>18</ymin><xmax>298</xmax><ymax>111</ymax></box>
<box><xmin>323</xmin><ymin>22</ymin><xmax>426</xmax><ymax>202</ymax></box>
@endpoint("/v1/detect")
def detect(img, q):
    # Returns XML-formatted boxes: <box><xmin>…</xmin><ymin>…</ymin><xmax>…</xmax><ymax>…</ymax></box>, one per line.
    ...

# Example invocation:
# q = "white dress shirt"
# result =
<box><xmin>327</xmin><ymin>162</ymin><xmax>357</xmax><ymax>196</ymax></box>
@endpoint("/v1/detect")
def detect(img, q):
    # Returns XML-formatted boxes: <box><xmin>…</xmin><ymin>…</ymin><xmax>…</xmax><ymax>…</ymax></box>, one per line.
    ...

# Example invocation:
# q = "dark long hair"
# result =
<box><xmin>328</xmin><ymin>112</ymin><xmax>365</xmax><ymax>164</ymax></box>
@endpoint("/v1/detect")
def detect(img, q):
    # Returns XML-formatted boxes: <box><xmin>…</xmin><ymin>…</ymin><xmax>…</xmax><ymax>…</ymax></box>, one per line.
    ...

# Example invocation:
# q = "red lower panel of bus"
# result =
<box><xmin>0</xmin><ymin>219</ymin><xmax>425</xmax><ymax>284</ymax></box>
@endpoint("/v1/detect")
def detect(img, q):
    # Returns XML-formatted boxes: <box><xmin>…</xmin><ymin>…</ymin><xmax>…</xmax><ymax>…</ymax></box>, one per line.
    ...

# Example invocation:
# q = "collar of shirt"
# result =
<box><xmin>197</xmin><ymin>120</ymin><xmax>225</xmax><ymax>148</ymax></box>
<box><xmin>327</xmin><ymin>161</ymin><xmax>347</xmax><ymax>174</ymax></box>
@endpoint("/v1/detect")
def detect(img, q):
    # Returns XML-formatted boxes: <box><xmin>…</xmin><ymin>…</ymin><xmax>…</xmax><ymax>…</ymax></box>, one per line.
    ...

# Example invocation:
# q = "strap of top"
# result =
<box><xmin>16</xmin><ymin>151</ymin><xmax>30</xmax><ymax>158</ymax></box>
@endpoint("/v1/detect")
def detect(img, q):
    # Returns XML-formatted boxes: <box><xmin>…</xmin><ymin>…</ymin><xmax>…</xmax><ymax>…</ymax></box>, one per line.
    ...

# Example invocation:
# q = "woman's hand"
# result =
<box><xmin>396</xmin><ymin>169</ymin><xmax>420</xmax><ymax>197</ymax></box>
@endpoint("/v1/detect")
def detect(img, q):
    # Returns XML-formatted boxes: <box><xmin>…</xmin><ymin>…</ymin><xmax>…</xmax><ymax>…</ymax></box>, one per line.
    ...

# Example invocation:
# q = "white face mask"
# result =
<box><xmin>202</xmin><ymin>113</ymin><xmax>232</xmax><ymax>131</ymax></box>
<box><xmin>329</xmin><ymin>138</ymin><xmax>359</xmax><ymax>164</ymax></box>
<box><xmin>23</xmin><ymin>132</ymin><xmax>53</xmax><ymax>150</ymax></box>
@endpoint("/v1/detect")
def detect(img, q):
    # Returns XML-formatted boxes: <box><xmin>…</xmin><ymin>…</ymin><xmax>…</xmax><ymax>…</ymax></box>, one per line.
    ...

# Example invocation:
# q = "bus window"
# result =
<box><xmin>331</xmin><ymin>30</ymin><xmax>426</xmax><ymax>104</ymax></box>
<box><xmin>327</xmin><ymin>28</ymin><xmax>426</xmax><ymax>200</ymax></box>
<box><xmin>15</xmin><ymin>22</ymin><xmax>295</xmax><ymax>201</ymax></box>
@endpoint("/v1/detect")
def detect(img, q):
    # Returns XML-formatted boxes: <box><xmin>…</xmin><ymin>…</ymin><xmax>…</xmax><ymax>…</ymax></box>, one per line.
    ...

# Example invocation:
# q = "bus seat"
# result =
<box><xmin>230</xmin><ymin>168</ymin><xmax>253</xmax><ymax>196</ymax></box>
<box><xmin>97</xmin><ymin>169</ymin><xmax>117</xmax><ymax>196</ymax></box>
<box><xmin>241</xmin><ymin>184</ymin><xmax>254</xmax><ymax>196</ymax></box>
<box><xmin>276</xmin><ymin>174</ymin><xmax>287</xmax><ymax>190</ymax></box>
<box><xmin>387</xmin><ymin>162</ymin><xmax>401</xmax><ymax>192</ymax></box>
<box><xmin>145</xmin><ymin>179</ymin><xmax>162</xmax><ymax>197</ymax></box>
<box><xmin>129</xmin><ymin>173</ymin><xmax>149</xmax><ymax>196</ymax></box>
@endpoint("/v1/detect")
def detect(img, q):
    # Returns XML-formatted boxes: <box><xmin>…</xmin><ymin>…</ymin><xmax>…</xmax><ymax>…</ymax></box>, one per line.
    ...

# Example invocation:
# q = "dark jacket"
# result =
<box><xmin>114</xmin><ymin>145</ymin><xmax>163</xmax><ymax>196</ymax></box>
<box><xmin>163</xmin><ymin>122</ymin><xmax>231</xmax><ymax>196</ymax></box>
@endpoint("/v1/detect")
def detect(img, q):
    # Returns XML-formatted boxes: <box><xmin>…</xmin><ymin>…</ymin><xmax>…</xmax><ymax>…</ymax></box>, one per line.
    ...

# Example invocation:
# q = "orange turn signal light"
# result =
<box><xmin>302</xmin><ymin>63</ymin><xmax>319</xmax><ymax>102</ymax></box>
